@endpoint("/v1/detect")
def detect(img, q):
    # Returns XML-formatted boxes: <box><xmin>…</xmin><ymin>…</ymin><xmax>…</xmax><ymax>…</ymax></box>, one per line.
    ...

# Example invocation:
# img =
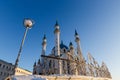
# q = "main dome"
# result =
<box><xmin>60</xmin><ymin>41</ymin><xmax>68</xmax><ymax>49</ymax></box>
<box><xmin>52</xmin><ymin>41</ymin><xmax>68</xmax><ymax>50</ymax></box>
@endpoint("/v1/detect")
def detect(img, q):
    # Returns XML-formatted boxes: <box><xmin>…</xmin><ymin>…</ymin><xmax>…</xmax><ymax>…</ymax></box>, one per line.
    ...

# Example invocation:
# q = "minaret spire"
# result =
<box><xmin>75</xmin><ymin>29</ymin><xmax>80</xmax><ymax>42</ymax></box>
<box><xmin>74</xmin><ymin>30</ymin><xmax>86</xmax><ymax>75</ymax></box>
<box><xmin>54</xmin><ymin>20</ymin><xmax>60</xmax><ymax>56</ymax></box>
<box><xmin>33</xmin><ymin>61</ymin><xmax>37</xmax><ymax>74</ymax></box>
<box><xmin>69</xmin><ymin>42</ymin><xmax>74</xmax><ymax>56</ymax></box>
<box><xmin>54</xmin><ymin>20</ymin><xmax>62</xmax><ymax>75</ymax></box>
<box><xmin>55</xmin><ymin>20</ymin><xmax>59</xmax><ymax>26</ymax></box>
<box><xmin>41</xmin><ymin>34</ymin><xmax>47</xmax><ymax>64</ymax></box>
<box><xmin>69</xmin><ymin>42</ymin><xmax>74</xmax><ymax>51</ymax></box>
<box><xmin>75</xmin><ymin>29</ymin><xmax>78</xmax><ymax>36</ymax></box>
<box><xmin>42</xmin><ymin>34</ymin><xmax>47</xmax><ymax>51</ymax></box>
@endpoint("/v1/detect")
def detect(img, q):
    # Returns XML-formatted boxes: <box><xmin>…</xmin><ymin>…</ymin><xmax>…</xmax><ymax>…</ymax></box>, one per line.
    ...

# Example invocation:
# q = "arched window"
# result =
<box><xmin>6</xmin><ymin>66</ymin><xmax>8</xmax><ymax>69</ymax></box>
<box><xmin>63</xmin><ymin>49</ymin><xmax>66</xmax><ymax>53</ymax></box>
<box><xmin>0</xmin><ymin>72</ymin><xmax>3</xmax><ymax>75</ymax></box>
<box><xmin>67</xmin><ymin>63</ymin><xmax>70</xmax><ymax>74</ymax></box>
<box><xmin>53</xmin><ymin>60</ymin><xmax>55</xmax><ymax>67</ymax></box>
<box><xmin>49</xmin><ymin>60</ymin><xmax>52</xmax><ymax>68</ymax></box>
<box><xmin>63</xmin><ymin>61</ymin><xmax>65</xmax><ymax>69</ymax></box>
<box><xmin>0</xmin><ymin>64</ymin><xmax>2</xmax><ymax>67</ymax></box>
<box><xmin>3</xmin><ymin>65</ymin><xmax>5</xmax><ymax>68</ymax></box>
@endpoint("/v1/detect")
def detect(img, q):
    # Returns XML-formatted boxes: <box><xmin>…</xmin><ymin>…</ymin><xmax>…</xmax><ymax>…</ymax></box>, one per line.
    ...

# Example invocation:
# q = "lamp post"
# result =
<box><xmin>13</xmin><ymin>18</ymin><xmax>34</xmax><ymax>75</ymax></box>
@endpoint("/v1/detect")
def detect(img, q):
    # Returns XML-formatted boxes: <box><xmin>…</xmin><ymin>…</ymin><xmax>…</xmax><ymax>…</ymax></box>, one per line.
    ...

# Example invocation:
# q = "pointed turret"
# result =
<box><xmin>54</xmin><ymin>20</ymin><xmax>60</xmax><ymax>34</ymax></box>
<box><xmin>41</xmin><ymin>35</ymin><xmax>47</xmax><ymax>65</ymax></box>
<box><xmin>74</xmin><ymin>30</ymin><xmax>82</xmax><ymax>56</ymax></box>
<box><xmin>38</xmin><ymin>59</ymin><xmax>41</xmax><ymax>65</ymax></box>
<box><xmin>33</xmin><ymin>61</ymin><xmax>36</xmax><ymax>67</ymax></box>
<box><xmin>41</xmin><ymin>34</ymin><xmax>47</xmax><ymax>55</ymax></box>
<box><xmin>33</xmin><ymin>61</ymin><xmax>37</xmax><ymax>75</ymax></box>
<box><xmin>55</xmin><ymin>20</ymin><xmax>59</xmax><ymax>26</ymax></box>
<box><xmin>74</xmin><ymin>30</ymin><xmax>81</xmax><ymax>54</ymax></box>
<box><xmin>75</xmin><ymin>29</ymin><xmax>78</xmax><ymax>35</ymax></box>
<box><xmin>54</xmin><ymin>20</ymin><xmax>60</xmax><ymax>56</ymax></box>
<box><xmin>42</xmin><ymin>34</ymin><xmax>47</xmax><ymax>47</ymax></box>
<box><xmin>54</xmin><ymin>20</ymin><xmax>62</xmax><ymax>75</ymax></box>
<box><xmin>75</xmin><ymin>30</ymin><xmax>80</xmax><ymax>42</ymax></box>
<box><xmin>69</xmin><ymin>42</ymin><xmax>74</xmax><ymax>50</ymax></box>
<box><xmin>69</xmin><ymin>42</ymin><xmax>74</xmax><ymax>55</ymax></box>
<box><xmin>74</xmin><ymin>30</ymin><xmax>86</xmax><ymax>75</ymax></box>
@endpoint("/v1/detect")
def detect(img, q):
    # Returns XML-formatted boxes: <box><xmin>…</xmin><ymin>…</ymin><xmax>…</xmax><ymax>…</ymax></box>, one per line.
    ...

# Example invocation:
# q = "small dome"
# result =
<box><xmin>69</xmin><ymin>42</ymin><xmax>73</xmax><ymax>46</ymax></box>
<box><xmin>52</xmin><ymin>41</ymin><xmax>68</xmax><ymax>50</ymax></box>
<box><xmin>60</xmin><ymin>41</ymin><xmax>68</xmax><ymax>49</ymax></box>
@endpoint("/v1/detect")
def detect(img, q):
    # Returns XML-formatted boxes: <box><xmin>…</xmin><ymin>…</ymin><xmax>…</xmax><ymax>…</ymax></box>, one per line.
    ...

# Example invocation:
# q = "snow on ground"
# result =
<box><xmin>10</xmin><ymin>75</ymin><xmax>48</xmax><ymax>80</ymax></box>
<box><xmin>7</xmin><ymin>74</ymin><xmax>111</xmax><ymax>80</ymax></box>
<box><xmin>8</xmin><ymin>74</ymin><xmax>87</xmax><ymax>80</ymax></box>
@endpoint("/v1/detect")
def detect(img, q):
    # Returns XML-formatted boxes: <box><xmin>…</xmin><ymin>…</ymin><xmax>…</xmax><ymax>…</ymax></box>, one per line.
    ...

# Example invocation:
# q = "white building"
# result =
<box><xmin>33</xmin><ymin>21</ymin><xmax>111</xmax><ymax>79</ymax></box>
<box><xmin>0</xmin><ymin>59</ymin><xmax>32</xmax><ymax>80</ymax></box>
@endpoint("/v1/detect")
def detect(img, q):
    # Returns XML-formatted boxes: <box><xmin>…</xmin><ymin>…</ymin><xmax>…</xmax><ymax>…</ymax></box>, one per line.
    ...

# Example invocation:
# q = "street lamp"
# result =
<box><xmin>13</xmin><ymin>18</ymin><xmax>34</xmax><ymax>75</ymax></box>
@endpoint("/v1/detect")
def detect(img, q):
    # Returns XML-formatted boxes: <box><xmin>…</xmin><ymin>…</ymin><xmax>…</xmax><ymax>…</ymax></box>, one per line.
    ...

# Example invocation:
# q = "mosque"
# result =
<box><xmin>33</xmin><ymin>21</ymin><xmax>111</xmax><ymax>78</ymax></box>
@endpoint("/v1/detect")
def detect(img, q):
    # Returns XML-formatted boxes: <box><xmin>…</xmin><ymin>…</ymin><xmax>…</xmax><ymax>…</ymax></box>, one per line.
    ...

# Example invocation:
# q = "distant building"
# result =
<box><xmin>0</xmin><ymin>59</ymin><xmax>32</xmax><ymax>80</ymax></box>
<box><xmin>33</xmin><ymin>21</ymin><xmax>111</xmax><ymax>79</ymax></box>
<box><xmin>14</xmin><ymin>67</ymin><xmax>32</xmax><ymax>76</ymax></box>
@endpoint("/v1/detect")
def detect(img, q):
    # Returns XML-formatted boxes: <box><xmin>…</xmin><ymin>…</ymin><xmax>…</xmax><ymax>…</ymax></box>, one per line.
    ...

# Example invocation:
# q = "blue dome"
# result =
<box><xmin>52</xmin><ymin>41</ymin><xmax>68</xmax><ymax>50</ymax></box>
<box><xmin>60</xmin><ymin>41</ymin><xmax>68</xmax><ymax>49</ymax></box>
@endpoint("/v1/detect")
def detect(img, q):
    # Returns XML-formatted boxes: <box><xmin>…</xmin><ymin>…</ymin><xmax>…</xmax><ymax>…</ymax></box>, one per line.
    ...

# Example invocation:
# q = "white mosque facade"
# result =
<box><xmin>33</xmin><ymin>21</ymin><xmax>111</xmax><ymax>78</ymax></box>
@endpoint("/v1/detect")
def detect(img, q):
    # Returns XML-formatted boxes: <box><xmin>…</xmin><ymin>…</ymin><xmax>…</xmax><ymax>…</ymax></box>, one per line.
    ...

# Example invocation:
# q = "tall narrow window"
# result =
<box><xmin>49</xmin><ymin>60</ymin><xmax>52</xmax><ymax>68</ymax></box>
<box><xmin>63</xmin><ymin>61</ymin><xmax>65</xmax><ymax>69</ymax></box>
<box><xmin>64</xmin><ymin>49</ymin><xmax>66</xmax><ymax>53</ymax></box>
<box><xmin>3</xmin><ymin>65</ymin><xmax>5</xmax><ymax>68</ymax></box>
<box><xmin>67</xmin><ymin>62</ymin><xmax>70</xmax><ymax>74</ymax></box>
<box><xmin>53</xmin><ymin>60</ymin><xmax>55</xmax><ymax>67</ymax></box>
<box><xmin>6</xmin><ymin>66</ymin><xmax>8</xmax><ymax>69</ymax></box>
<box><xmin>0</xmin><ymin>64</ymin><xmax>2</xmax><ymax>67</ymax></box>
<box><xmin>0</xmin><ymin>72</ymin><xmax>2</xmax><ymax>75</ymax></box>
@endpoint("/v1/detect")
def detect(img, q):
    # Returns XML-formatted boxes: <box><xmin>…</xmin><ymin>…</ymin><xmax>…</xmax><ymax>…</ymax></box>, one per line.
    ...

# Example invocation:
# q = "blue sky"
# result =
<box><xmin>0</xmin><ymin>0</ymin><xmax>120</xmax><ymax>80</ymax></box>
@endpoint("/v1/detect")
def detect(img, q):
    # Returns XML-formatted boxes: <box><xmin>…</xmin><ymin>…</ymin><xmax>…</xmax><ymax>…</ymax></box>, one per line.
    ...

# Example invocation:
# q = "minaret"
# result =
<box><xmin>74</xmin><ymin>30</ymin><xmax>84</xmax><ymax>60</ymax></box>
<box><xmin>75</xmin><ymin>30</ymin><xmax>80</xmax><ymax>45</ymax></box>
<box><xmin>69</xmin><ymin>42</ymin><xmax>74</xmax><ymax>55</ymax></box>
<box><xmin>54</xmin><ymin>21</ymin><xmax>62</xmax><ymax>74</ymax></box>
<box><xmin>69</xmin><ymin>42</ymin><xmax>78</xmax><ymax>75</ymax></box>
<box><xmin>54</xmin><ymin>21</ymin><xmax>60</xmax><ymax>56</ymax></box>
<box><xmin>74</xmin><ymin>30</ymin><xmax>86</xmax><ymax>75</ymax></box>
<box><xmin>33</xmin><ymin>61</ymin><xmax>36</xmax><ymax>74</ymax></box>
<box><xmin>41</xmin><ymin>34</ymin><xmax>47</xmax><ymax>64</ymax></box>
<box><xmin>38</xmin><ymin>59</ymin><xmax>41</xmax><ymax>65</ymax></box>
